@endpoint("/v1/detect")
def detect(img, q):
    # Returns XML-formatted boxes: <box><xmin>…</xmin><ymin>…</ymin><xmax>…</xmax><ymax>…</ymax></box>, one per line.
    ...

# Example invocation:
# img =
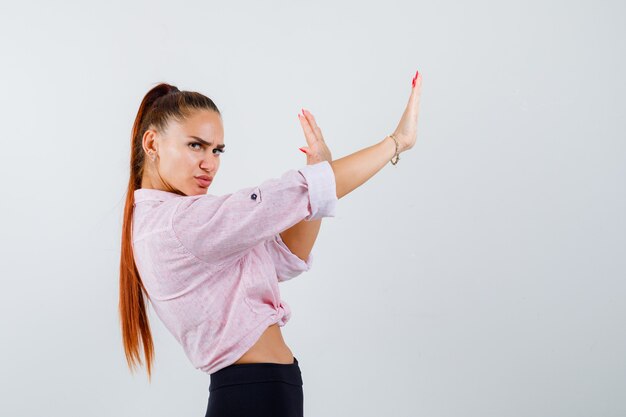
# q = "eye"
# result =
<box><xmin>188</xmin><ymin>142</ymin><xmax>204</xmax><ymax>151</ymax></box>
<box><xmin>214</xmin><ymin>148</ymin><xmax>225</xmax><ymax>155</ymax></box>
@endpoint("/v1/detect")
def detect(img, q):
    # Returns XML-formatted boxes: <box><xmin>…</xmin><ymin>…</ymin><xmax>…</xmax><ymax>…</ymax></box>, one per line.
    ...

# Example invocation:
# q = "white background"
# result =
<box><xmin>0</xmin><ymin>0</ymin><xmax>624</xmax><ymax>416</ymax></box>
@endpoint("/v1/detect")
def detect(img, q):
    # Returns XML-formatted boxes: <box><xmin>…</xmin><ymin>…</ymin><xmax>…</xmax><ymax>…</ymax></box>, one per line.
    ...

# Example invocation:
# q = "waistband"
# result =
<box><xmin>209</xmin><ymin>357</ymin><xmax>302</xmax><ymax>392</ymax></box>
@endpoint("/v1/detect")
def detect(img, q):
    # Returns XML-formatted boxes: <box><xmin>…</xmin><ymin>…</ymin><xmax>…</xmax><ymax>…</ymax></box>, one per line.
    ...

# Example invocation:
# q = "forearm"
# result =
<box><xmin>280</xmin><ymin>135</ymin><xmax>396</xmax><ymax>259</ymax></box>
<box><xmin>279</xmin><ymin>219</ymin><xmax>321</xmax><ymax>262</ymax></box>
<box><xmin>330</xmin><ymin>135</ymin><xmax>397</xmax><ymax>199</ymax></box>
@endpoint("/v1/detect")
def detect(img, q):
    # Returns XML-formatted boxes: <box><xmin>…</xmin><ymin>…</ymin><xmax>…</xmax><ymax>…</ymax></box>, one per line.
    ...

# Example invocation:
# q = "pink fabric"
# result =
<box><xmin>131</xmin><ymin>161</ymin><xmax>337</xmax><ymax>375</ymax></box>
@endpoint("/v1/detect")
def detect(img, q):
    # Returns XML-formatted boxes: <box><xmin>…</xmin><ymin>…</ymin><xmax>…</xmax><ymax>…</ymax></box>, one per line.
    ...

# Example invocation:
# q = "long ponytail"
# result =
<box><xmin>119</xmin><ymin>82</ymin><xmax>220</xmax><ymax>381</ymax></box>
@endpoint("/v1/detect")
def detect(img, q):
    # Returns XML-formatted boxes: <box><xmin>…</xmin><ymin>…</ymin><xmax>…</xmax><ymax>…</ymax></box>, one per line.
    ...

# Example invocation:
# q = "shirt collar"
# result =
<box><xmin>134</xmin><ymin>188</ymin><xmax>185</xmax><ymax>203</ymax></box>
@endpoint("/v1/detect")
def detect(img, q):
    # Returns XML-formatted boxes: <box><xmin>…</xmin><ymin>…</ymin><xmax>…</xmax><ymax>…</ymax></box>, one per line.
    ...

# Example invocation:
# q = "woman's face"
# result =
<box><xmin>141</xmin><ymin>109</ymin><xmax>225</xmax><ymax>196</ymax></box>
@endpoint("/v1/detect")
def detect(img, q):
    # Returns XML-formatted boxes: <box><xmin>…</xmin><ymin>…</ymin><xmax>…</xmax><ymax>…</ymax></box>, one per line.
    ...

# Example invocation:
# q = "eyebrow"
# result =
<box><xmin>187</xmin><ymin>135</ymin><xmax>226</xmax><ymax>149</ymax></box>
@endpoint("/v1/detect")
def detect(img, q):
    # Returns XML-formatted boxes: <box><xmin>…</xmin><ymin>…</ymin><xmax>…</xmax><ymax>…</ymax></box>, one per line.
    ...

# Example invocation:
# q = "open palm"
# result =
<box><xmin>297</xmin><ymin>108</ymin><xmax>333</xmax><ymax>165</ymax></box>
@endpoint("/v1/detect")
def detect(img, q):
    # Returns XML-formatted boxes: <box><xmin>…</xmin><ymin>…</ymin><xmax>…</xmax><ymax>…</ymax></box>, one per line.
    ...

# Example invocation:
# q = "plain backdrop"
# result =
<box><xmin>0</xmin><ymin>0</ymin><xmax>624</xmax><ymax>416</ymax></box>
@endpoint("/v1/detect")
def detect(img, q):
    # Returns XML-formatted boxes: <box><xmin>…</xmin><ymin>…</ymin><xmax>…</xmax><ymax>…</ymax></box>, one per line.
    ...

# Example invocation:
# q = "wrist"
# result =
<box><xmin>381</xmin><ymin>135</ymin><xmax>394</xmax><ymax>154</ymax></box>
<box><xmin>385</xmin><ymin>134</ymin><xmax>401</xmax><ymax>165</ymax></box>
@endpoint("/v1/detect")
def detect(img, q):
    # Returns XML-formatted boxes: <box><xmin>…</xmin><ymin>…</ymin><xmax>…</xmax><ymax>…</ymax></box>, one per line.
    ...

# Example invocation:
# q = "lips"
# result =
<box><xmin>195</xmin><ymin>176</ymin><xmax>213</xmax><ymax>187</ymax></box>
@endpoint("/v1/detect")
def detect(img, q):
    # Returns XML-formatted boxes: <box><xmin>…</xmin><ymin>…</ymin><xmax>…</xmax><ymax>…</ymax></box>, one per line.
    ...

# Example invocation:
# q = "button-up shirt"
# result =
<box><xmin>131</xmin><ymin>160</ymin><xmax>337</xmax><ymax>375</ymax></box>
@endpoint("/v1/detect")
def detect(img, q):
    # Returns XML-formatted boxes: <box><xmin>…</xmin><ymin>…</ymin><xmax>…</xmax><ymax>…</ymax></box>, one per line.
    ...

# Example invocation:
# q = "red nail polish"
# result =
<box><xmin>299</xmin><ymin>147</ymin><xmax>307</xmax><ymax>153</ymax></box>
<box><xmin>412</xmin><ymin>70</ymin><xmax>419</xmax><ymax>88</ymax></box>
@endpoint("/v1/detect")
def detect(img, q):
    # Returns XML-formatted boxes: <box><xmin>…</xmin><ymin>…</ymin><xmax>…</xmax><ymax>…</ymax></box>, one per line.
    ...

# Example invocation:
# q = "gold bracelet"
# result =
<box><xmin>388</xmin><ymin>134</ymin><xmax>400</xmax><ymax>165</ymax></box>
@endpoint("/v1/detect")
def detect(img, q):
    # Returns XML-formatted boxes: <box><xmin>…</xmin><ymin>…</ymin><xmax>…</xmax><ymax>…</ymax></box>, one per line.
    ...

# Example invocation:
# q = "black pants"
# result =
<box><xmin>205</xmin><ymin>356</ymin><xmax>304</xmax><ymax>417</ymax></box>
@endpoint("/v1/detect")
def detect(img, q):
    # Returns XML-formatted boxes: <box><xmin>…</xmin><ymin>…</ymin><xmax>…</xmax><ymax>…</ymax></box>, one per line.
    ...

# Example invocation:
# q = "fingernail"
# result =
<box><xmin>299</xmin><ymin>147</ymin><xmax>307</xmax><ymax>153</ymax></box>
<box><xmin>412</xmin><ymin>70</ymin><xmax>419</xmax><ymax>88</ymax></box>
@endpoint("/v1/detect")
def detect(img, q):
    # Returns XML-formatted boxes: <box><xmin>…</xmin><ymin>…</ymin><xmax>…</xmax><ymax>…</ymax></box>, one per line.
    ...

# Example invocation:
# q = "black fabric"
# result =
<box><xmin>205</xmin><ymin>357</ymin><xmax>304</xmax><ymax>417</ymax></box>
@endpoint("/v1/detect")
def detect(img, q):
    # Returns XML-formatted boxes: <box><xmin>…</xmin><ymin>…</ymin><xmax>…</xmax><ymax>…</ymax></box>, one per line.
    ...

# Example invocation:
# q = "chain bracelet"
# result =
<box><xmin>389</xmin><ymin>134</ymin><xmax>400</xmax><ymax>165</ymax></box>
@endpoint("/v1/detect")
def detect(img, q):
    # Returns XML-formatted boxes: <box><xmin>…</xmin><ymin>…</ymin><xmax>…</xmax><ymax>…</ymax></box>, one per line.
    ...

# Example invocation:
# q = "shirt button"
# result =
<box><xmin>251</xmin><ymin>193</ymin><xmax>257</xmax><ymax>200</ymax></box>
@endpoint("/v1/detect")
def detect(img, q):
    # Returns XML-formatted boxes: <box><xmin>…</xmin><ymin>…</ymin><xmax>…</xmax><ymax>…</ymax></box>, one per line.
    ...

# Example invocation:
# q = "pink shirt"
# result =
<box><xmin>131</xmin><ymin>160</ymin><xmax>337</xmax><ymax>375</ymax></box>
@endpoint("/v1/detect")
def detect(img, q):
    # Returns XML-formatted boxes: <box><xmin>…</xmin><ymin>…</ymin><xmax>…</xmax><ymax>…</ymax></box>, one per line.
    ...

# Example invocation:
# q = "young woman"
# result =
<box><xmin>119</xmin><ymin>70</ymin><xmax>422</xmax><ymax>417</ymax></box>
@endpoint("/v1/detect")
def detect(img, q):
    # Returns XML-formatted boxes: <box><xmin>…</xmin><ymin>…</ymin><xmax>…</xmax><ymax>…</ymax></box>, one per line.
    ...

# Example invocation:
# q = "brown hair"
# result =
<box><xmin>119</xmin><ymin>82</ymin><xmax>221</xmax><ymax>381</ymax></box>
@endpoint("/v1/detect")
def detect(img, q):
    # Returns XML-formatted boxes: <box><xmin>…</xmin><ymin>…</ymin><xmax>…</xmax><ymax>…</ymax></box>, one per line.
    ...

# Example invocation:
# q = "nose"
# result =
<box><xmin>200</xmin><ymin>156</ymin><xmax>217</xmax><ymax>172</ymax></box>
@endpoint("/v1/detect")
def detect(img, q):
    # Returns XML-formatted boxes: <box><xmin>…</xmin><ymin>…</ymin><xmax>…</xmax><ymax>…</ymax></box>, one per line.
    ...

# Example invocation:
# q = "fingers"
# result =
<box><xmin>411</xmin><ymin>69</ymin><xmax>421</xmax><ymax>88</ymax></box>
<box><xmin>302</xmin><ymin>108</ymin><xmax>318</xmax><ymax>129</ymax></box>
<box><xmin>298</xmin><ymin>112</ymin><xmax>318</xmax><ymax>147</ymax></box>
<box><xmin>411</xmin><ymin>69</ymin><xmax>422</xmax><ymax>89</ymax></box>
<box><xmin>409</xmin><ymin>71</ymin><xmax>422</xmax><ymax>106</ymax></box>
<box><xmin>302</xmin><ymin>109</ymin><xmax>324</xmax><ymax>141</ymax></box>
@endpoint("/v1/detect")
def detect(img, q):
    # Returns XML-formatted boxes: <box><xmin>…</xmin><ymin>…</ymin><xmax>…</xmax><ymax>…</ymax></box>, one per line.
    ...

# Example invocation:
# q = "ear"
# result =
<box><xmin>142</xmin><ymin>129</ymin><xmax>159</xmax><ymax>155</ymax></box>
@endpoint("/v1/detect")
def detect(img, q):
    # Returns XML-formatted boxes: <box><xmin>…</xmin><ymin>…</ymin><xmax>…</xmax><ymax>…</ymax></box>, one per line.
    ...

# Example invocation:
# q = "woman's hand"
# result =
<box><xmin>297</xmin><ymin>109</ymin><xmax>333</xmax><ymax>165</ymax></box>
<box><xmin>392</xmin><ymin>70</ymin><xmax>422</xmax><ymax>153</ymax></box>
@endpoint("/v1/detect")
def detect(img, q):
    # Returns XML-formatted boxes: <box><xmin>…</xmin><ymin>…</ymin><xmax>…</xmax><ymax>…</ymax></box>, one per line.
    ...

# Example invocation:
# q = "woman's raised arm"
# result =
<box><xmin>299</xmin><ymin>70</ymin><xmax>423</xmax><ymax>199</ymax></box>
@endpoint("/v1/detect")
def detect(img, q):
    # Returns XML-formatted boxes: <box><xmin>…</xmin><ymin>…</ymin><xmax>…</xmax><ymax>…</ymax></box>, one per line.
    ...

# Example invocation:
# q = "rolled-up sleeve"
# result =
<box><xmin>264</xmin><ymin>233</ymin><xmax>314</xmax><ymax>282</ymax></box>
<box><xmin>171</xmin><ymin>160</ymin><xmax>337</xmax><ymax>266</ymax></box>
